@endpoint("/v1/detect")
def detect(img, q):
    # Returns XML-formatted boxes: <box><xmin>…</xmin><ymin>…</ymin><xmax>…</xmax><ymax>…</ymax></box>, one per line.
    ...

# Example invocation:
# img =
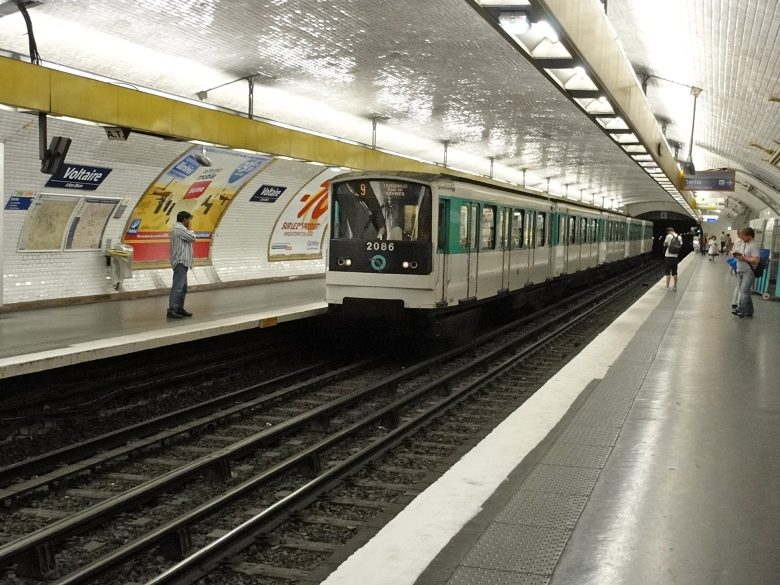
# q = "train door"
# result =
<box><xmin>460</xmin><ymin>202</ymin><xmax>479</xmax><ymax>300</ymax></box>
<box><xmin>597</xmin><ymin>218</ymin><xmax>606</xmax><ymax>264</ymax></box>
<box><xmin>531</xmin><ymin>211</ymin><xmax>550</xmax><ymax>282</ymax></box>
<box><xmin>509</xmin><ymin>208</ymin><xmax>529</xmax><ymax>289</ymax></box>
<box><xmin>524</xmin><ymin>209</ymin><xmax>535</xmax><ymax>283</ymax></box>
<box><xmin>553</xmin><ymin>213</ymin><xmax>564</xmax><ymax>276</ymax></box>
<box><xmin>499</xmin><ymin>207</ymin><xmax>511</xmax><ymax>292</ymax></box>
<box><xmin>437</xmin><ymin>199</ymin><xmax>450</xmax><ymax>305</ymax></box>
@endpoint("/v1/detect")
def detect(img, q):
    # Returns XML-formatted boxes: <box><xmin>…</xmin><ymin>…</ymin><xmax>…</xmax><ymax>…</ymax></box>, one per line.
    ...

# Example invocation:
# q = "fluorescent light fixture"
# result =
<box><xmin>499</xmin><ymin>11</ymin><xmax>531</xmax><ymax>35</ymax></box>
<box><xmin>534</xmin><ymin>20</ymin><xmax>559</xmax><ymax>43</ymax></box>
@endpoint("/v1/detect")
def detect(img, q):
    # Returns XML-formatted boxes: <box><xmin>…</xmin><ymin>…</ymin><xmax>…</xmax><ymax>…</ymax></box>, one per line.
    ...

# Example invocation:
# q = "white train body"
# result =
<box><xmin>327</xmin><ymin>172</ymin><xmax>652</xmax><ymax>310</ymax></box>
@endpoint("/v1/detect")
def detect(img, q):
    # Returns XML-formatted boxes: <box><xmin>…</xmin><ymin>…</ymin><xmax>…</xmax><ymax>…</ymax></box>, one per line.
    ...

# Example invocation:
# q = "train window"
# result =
<box><xmin>547</xmin><ymin>214</ymin><xmax>552</xmax><ymax>246</ymax></box>
<box><xmin>437</xmin><ymin>201</ymin><xmax>448</xmax><ymax>251</ymax></box>
<box><xmin>579</xmin><ymin>217</ymin><xmax>586</xmax><ymax>244</ymax></box>
<box><xmin>559</xmin><ymin>215</ymin><xmax>566</xmax><ymax>246</ymax></box>
<box><xmin>469</xmin><ymin>204</ymin><xmax>478</xmax><ymax>250</ymax></box>
<box><xmin>568</xmin><ymin>216</ymin><xmax>576</xmax><ymax>244</ymax></box>
<box><xmin>332</xmin><ymin>179</ymin><xmax>432</xmax><ymax>242</ymax></box>
<box><xmin>535</xmin><ymin>212</ymin><xmax>546</xmax><ymax>247</ymax></box>
<box><xmin>481</xmin><ymin>206</ymin><xmax>496</xmax><ymax>249</ymax></box>
<box><xmin>511</xmin><ymin>210</ymin><xmax>524</xmax><ymax>249</ymax></box>
<box><xmin>525</xmin><ymin>211</ymin><xmax>535</xmax><ymax>248</ymax></box>
<box><xmin>499</xmin><ymin>208</ymin><xmax>509</xmax><ymax>249</ymax></box>
<box><xmin>459</xmin><ymin>205</ymin><xmax>470</xmax><ymax>248</ymax></box>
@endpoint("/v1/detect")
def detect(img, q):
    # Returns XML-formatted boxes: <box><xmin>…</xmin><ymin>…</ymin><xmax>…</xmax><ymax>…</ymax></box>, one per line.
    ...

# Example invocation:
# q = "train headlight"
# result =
<box><xmin>410</xmin><ymin>261</ymin><xmax>418</xmax><ymax>269</ymax></box>
<box><xmin>345</xmin><ymin>259</ymin><xmax>352</xmax><ymax>266</ymax></box>
<box><xmin>402</xmin><ymin>261</ymin><xmax>410</xmax><ymax>269</ymax></box>
<box><xmin>337</xmin><ymin>257</ymin><xmax>352</xmax><ymax>267</ymax></box>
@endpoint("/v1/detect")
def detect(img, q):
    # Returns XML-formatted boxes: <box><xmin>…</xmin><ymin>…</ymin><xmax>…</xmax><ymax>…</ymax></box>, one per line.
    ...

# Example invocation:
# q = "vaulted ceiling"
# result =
<box><xmin>607</xmin><ymin>0</ymin><xmax>780</xmax><ymax>217</ymax></box>
<box><xmin>1</xmin><ymin>0</ymin><xmax>777</xmax><ymax>219</ymax></box>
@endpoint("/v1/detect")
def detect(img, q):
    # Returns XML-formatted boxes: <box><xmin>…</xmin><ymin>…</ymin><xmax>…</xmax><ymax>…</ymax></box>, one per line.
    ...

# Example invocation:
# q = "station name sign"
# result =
<box><xmin>683</xmin><ymin>168</ymin><xmax>735</xmax><ymax>192</ymax></box>
<box><xmin>45</xmin><ymin>164</ymin><xmax>112</xmax><ymax>190</ymax></box>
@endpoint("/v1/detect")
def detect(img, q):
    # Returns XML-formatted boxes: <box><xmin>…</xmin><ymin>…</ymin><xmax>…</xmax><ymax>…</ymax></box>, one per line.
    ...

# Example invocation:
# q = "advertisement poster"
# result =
<box><xmin>268</xmin><ymin>168</ymin><xmax>341</xmax><ymax>261</ymax></box>
<box><xmin>122</xmin><ymin>146</ymin><xmax>272</xmax><ymax>266</ymax></box>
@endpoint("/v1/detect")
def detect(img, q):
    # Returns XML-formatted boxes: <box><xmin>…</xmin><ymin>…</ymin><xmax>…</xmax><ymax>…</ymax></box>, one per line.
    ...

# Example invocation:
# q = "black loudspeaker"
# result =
<box><xmin>40</xmin><ymin>136</ymin><xmax>72</xmax><ymax>174</ymax></box>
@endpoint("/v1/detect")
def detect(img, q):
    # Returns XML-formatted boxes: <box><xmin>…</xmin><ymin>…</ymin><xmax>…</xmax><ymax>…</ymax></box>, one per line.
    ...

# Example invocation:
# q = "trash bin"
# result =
<box><xmin>106</xmin><ymin>243</ymin><xmax>134</xmax><ymax>291</ymax></box>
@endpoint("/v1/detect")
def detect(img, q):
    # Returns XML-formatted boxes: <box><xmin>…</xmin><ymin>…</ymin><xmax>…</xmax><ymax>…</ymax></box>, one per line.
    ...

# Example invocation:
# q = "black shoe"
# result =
<box><xmin>177</xmin><ymin>309</ymin><xmax>193</xmax><ymax>317</ymax></box>
<box><xmin>167</xmin><ymin>310</ymin><xmax>184</xmax><ymax>319</ymax></box>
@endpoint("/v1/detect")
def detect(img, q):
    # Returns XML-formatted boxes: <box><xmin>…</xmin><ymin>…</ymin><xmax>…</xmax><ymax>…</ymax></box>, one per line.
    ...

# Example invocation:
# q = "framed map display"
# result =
<box><xmin>65</xmin><ymin>197</ymin><xmax>120</xmax><ymax>250</ymax></box>
<box><xmin>18</xmin><ymin>193</ymin><xmax>120</xmax><ymax>252</ymax></box>
<box><xmin>18</xmin><ymin>193</ymin><xmax>81</xmax><ymax>251</ymax></box>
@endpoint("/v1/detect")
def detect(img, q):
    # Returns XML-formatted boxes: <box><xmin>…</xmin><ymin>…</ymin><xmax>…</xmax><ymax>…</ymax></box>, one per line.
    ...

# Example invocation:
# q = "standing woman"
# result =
<box><xmin>707</xmin><ymin>236</ymin><xmax>719</xmax><ymax>262</ymax></box>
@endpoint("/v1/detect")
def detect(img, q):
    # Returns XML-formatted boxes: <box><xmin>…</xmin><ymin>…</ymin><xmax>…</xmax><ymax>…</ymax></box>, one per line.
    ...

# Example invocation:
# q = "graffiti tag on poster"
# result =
<box><xmin>268</xmin><ymin>168</ymin><xmax>341</xmax><ymax>261</ymax></box>
<box><xmin>121</xmin><ymin>146</ymin><xmax>272</xmax><ymax>266</ymax></box>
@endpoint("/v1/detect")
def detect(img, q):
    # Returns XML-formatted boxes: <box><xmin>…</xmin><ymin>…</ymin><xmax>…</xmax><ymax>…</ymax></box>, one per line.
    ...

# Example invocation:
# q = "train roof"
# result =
<box><xmin>331</xmin><ymin>171</ymin><xmax>649</xmax><ymax>222</ymax></box>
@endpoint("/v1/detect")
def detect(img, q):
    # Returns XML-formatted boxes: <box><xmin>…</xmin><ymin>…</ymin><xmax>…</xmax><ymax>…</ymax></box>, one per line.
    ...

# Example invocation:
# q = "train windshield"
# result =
<box><xmin>332</xmin><ymin>179</ymin><xmax>432</xmax><ymax>242</ymax></box>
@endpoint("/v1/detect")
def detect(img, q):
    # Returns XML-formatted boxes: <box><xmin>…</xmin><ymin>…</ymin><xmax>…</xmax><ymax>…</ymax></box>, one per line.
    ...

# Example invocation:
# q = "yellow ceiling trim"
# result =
<box><xmin>0</xmin><ymin>56</ymin><xmax>452</xmax><ymax>178</ymax></box>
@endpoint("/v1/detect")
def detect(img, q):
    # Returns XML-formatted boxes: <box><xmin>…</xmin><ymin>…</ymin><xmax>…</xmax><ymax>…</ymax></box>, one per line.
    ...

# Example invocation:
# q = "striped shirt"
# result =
<box><xmin>170</xmin><ymin>221</ymin><xmax>196</xmax><ymax>269</ymax></box>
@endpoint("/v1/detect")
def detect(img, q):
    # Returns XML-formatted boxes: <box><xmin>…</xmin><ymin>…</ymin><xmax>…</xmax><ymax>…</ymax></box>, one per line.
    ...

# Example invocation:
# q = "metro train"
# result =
<box><xmin>326</xmin><ymin>172</ymin><xmax>653</xmax><ymax>312</ymax></box>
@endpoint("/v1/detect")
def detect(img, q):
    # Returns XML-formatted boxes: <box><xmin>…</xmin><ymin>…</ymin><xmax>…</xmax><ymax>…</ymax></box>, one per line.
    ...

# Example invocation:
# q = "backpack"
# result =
<box><xmin>751</xmin><ymin>259</ymin><xmax>766</xmax><ymax>278</ymax></box>
<box><xmin>667</xmin><ymin>235</ymin><xmax>682</xmax><ymax>254</ymax></box>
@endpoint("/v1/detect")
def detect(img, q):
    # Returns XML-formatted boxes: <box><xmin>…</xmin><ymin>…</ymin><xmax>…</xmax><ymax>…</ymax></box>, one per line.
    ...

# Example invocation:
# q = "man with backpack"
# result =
<box><xmin>663</xmin><ymin>227</ymin><xmax>682</xmax><ymax>291</ymax></box>
<box><xmin>731</xmin><ymin>227</ymin><xmax>760</xmax><ymax>318</ymax></box>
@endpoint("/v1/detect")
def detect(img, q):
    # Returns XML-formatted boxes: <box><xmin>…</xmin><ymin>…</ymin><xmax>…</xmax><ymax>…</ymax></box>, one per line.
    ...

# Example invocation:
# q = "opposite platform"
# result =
<box><xmin>321</xmin><ymin>254</ymin><xmax>780</xmax><ymax>585</ymax></box>
<box><xmin>0</xmin><ymin>277</ymin><xmax>326</xmax><ymax>379</ymax></box>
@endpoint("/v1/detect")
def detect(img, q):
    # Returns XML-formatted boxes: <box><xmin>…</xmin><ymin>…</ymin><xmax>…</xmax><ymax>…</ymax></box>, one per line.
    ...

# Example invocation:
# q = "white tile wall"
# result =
<box><xmin>0</xmin><ymin>110</ymin><xmax>326</xmax><ymax>306</ymax></box>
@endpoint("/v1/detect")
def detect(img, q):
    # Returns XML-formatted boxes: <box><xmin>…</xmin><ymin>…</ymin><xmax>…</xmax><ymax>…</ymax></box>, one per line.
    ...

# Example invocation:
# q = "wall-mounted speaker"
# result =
<box><xmin>40</xmin><ymin>136</ymin><xmax>72</xmax><ymax>174</ymax></box>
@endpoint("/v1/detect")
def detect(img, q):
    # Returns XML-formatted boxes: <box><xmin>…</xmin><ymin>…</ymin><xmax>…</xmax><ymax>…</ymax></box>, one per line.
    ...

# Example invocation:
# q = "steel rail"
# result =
<box><xmin>48</xmin><ymin>265</ymin><xmax>657</xmax><ymax>585</ymax></box>
<box><xmin>0</xmin><ymin>262</ymin><xmax>656</xmax><ymax>575</ymax></box>
<box><xmin>0</xmin><ymin>360</ymin><xmax>335</xmax><ymax>486</ymax></box>
<box><xmin>144</xmin><ymin>264</ymin><xmax>657</xmax><ymax>585</ymax></box>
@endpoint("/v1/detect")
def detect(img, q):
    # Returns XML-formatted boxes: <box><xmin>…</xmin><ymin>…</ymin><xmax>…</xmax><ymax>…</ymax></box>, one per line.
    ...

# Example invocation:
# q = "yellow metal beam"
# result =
<box><xmin>0</xmin><ymin>56</ymin><xmax>453</xmax><ymax>178</ymax></box>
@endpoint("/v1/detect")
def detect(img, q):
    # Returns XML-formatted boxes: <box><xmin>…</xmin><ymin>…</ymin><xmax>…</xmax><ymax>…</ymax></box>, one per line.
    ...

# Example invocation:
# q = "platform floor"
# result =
<box><xmin>322</xmin><ymin>255</ymin><xmax>780</xmax><ymax>585</ymax></box>
<box><xmin>0</xmin><ymin>277</ymin><xmax>326</xmax><ymax>379</ymax></box>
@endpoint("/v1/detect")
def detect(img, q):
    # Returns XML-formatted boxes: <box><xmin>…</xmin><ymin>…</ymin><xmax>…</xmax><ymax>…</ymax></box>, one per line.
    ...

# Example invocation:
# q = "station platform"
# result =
<box><xmin>322</xmin><ymin>254</ymin><xmax>780</xmax><ymax>585</ymax></box>
<box><xmin>0</xmin><ymin>277</ymin><xmax>326</xmax><ymax>380</ymax></box>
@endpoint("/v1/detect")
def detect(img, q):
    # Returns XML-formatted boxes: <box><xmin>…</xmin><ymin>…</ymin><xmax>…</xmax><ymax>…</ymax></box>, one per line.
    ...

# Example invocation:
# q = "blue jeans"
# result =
<box><xmin>736</xmin><ymin>271</ymin><xmax>755</xmax><ymax>315</ymax></box>
<box><xmin>169</xmin><ymin>263</ymin><xmax>188</xmax><ymax>312</ymax></box>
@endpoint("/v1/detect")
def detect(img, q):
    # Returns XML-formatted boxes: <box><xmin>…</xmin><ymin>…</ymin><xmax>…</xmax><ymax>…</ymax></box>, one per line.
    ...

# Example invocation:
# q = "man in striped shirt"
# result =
<box><xmin>167</xmin><ymin>210</ymin><xmax>196</xmax><ymax>319</ymax></box>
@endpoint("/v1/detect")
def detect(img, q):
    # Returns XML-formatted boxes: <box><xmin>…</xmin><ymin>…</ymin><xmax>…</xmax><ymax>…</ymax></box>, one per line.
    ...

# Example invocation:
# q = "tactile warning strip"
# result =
<box><xmin>447</xmin><ymin>566</ymin><xmax>549</xmax><ymax>585</ymax></box>
<box><xmin>424</xmin><ymin>274</ymin><xmax>692</xmax><ymax>585</ymax></box>
<box><xmin>496</xmin><ymin>492</ymin><xmax>588</xmax><ymax>529</ymax></box>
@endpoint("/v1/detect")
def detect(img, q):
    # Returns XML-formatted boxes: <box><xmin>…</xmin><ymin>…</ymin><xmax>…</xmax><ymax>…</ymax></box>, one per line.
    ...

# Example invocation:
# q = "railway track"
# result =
<box><xmin>0</xmin><ymin>263</ymin><xmax>661</xmax><ymax>585</ymax></box>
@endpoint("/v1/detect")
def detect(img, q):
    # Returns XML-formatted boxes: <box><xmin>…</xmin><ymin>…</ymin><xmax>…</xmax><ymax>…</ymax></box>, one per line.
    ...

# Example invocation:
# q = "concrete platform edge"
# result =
<box><xmin>320</xmin><ymin>256</ymin><xmax>694</xmax><ymax>585</ymax></box>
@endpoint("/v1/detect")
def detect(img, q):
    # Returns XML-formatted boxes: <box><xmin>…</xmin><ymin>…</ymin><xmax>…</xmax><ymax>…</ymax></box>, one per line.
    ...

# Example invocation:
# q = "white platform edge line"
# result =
<box><xmin>0</xmin><ymin>303</ymin><xmax>328</xmax><ymax>379</ymax></box>
<box><xmin>322</xmin><ymin>257</ymin><xmax>693</xmax><ymax>585</ymax></box>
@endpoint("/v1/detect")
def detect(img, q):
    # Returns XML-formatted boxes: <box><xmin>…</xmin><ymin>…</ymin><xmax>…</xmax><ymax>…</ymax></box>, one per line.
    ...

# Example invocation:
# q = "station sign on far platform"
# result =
<box><xmin>683</xmin><ymin>168</ymin><xmax>735</xmax><ymax>191</ymax></box>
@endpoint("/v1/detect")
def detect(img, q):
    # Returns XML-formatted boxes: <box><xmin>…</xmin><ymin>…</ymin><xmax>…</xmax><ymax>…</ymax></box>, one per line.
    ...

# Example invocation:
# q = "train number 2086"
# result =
<box><xmin>366</xmin><ymin>242</ymin><xmax>395</xmax><ymax>251</ymax></box>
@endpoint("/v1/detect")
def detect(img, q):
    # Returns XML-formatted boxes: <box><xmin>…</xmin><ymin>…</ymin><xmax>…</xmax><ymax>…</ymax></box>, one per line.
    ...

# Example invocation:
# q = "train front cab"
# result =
<box><xmin>327</xmin><ymin>176</ymin><xmax>437</xmax><ymax>310</ymax></box>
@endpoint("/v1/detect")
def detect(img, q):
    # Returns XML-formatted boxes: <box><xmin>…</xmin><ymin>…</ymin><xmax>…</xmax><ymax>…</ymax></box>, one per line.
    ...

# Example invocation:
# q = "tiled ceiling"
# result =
<box><xmin>607</xmin><ymin>0</ymin><xmax>780</xmax><ymax>214</ymax></box>
<box><xmin>0</xmin><ymin>0</ymin><xmax>715</xmax><ymax>212</ymax></box>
